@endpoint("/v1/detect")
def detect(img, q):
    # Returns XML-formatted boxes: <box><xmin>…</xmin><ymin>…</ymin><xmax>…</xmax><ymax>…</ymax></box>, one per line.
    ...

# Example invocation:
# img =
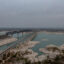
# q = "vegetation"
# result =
<box><xmin>1</xmin><ymin>48</ymin><xmax>64</xmax><ymax>64</ymax></box>
<box><xmin>4</xmin><ymin>54</ymin><xmax>64</xmax><ymax>64</ymax></box>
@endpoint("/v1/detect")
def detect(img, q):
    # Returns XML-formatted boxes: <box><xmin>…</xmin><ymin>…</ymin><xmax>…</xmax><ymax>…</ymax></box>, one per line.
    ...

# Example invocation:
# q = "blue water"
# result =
<box><xmin>31</xmin><ymin>32</ymin><xmax>64</xmax><ymax>55</ymax></box>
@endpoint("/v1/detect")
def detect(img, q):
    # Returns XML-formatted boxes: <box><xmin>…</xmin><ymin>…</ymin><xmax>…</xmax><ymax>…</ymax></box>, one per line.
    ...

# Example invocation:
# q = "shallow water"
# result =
<box><xmin>31</xmin><ymin>32</ymin><xmax>64</xmax><ymax>55</ymax></box>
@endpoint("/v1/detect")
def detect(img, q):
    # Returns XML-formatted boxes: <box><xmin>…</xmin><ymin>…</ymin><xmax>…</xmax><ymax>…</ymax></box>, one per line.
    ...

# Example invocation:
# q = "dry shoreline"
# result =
<box><xmin>38</xmin><ymin>31</ymin><xmax>64</xmax><ymax>34</ymax></box>
<box><xmin>0</xmin><ymin>37</ymin><xmax>17</xmax><ymax>46</ymax></box>
<box><xmin>10</xmin><ymin>41</ymin><xmax>45</xmax><ymax>63</ymax></box>
<box><xmin>39</xmin><ymin>44</ymin><xmax>64</xmax><ymax>56</ymax></box>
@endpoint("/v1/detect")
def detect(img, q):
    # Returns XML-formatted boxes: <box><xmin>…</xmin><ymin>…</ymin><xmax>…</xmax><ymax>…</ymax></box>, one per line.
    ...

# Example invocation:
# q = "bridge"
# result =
<box><xmin>0</xmin><ymin>32</ymin><xmax>37</xmax><ymax>64</ymax></box>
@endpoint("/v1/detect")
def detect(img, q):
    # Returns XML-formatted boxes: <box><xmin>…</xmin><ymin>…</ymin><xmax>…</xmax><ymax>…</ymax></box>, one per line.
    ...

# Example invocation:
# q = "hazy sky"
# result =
<box><xmin>0</xmin><ymin>0</ymin><xmax>64</xmax><ymax>28</ymax></box>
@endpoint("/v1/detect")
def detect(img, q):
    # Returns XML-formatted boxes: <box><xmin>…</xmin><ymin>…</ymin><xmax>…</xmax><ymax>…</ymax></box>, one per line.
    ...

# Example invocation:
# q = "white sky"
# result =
<box><xmin>0</xmin><ymin>0</ymin><xmax>64</xmax><ymax>28</ymax></box>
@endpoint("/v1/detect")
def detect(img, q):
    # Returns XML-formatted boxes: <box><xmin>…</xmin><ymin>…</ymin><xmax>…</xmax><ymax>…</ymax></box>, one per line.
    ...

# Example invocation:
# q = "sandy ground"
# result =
<box><xmin>0</xmin><ymin>37</ymin><xmax>17</xmax><ymax>46</ymax></box>
<box><xmin>38</xmin><ymin>31</ymin><xmax>64</xmax><ymax>34</ymax></box>
<box><xmin>10</xmin><ymin>41</ymin><xmax>64</xmax><ymax>63</ymax></box>
<box><xmin>39</xmin><ymin>45</ymin><xmax>63</xmax><ymax>59</ymax></box>
<box><xmin>10</xmin><ymin>41</ymin><xmax>53</xmax><ymax>63</ymax></box>
<box><xmin>10</xmin><ymin>41</ymin><xmax>40</xmax><ymax>53</ymax></box>
<box><xmin>6</xmin><ymin>40</ymin><xmax>64</xmax><ymax>63</ymax></box>
<box><xmin>10</xmin><ymin>41</ymin><xmax>45</xmax><ymax>63</ymax></box>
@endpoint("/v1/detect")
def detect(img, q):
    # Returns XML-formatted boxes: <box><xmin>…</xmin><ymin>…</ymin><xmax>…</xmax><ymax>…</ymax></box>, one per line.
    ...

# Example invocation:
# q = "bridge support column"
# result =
<box><xmin>22</xmin><ymin>32</ymin><xmax>23</xmax><ymax>37</ymax></box>
<box><xmin>17</xmin><ymin>33</ymin><xmax>19</xmax><ymax>40</ymax></box>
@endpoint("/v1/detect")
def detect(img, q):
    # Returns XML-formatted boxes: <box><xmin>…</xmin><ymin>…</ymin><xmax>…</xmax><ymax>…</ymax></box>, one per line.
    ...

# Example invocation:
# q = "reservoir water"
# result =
<box><xmin>32</xmin><ymin>32</ymin><xmax>64</xmax><ymax>55</ymax></box>
<box><xmin>0</xmin><ymin>32</ymin><xmax>64</xmax><ymax>56</ymax></box>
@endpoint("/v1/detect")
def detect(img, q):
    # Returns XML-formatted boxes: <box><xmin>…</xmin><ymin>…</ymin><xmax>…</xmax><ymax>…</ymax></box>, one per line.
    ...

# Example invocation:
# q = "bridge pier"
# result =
<box><xmin>22</xmin><ymin>32</ymin><xmax>23</xmax><ymax>37</ymax></box>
